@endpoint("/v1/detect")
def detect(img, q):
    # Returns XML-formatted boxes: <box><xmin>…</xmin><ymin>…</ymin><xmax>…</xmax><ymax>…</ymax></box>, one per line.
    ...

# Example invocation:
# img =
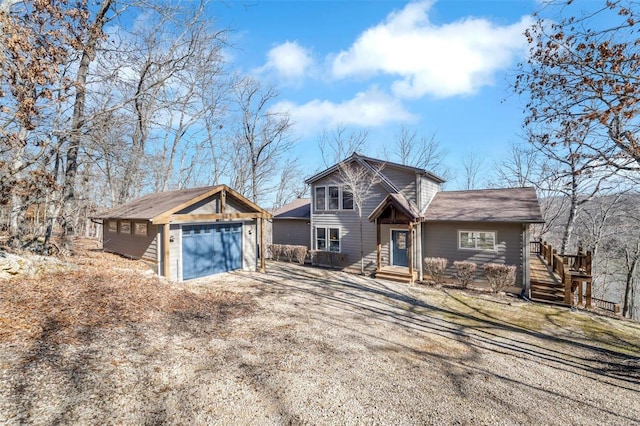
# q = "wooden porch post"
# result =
<box><xmin>563</xmin><ymin>257</ymin><xmax>572</xmax><ymax>305</ymax></box>
<box><xmin>259</xmin><ymin>215</ymin><xmax>265</xmax><ymax>273</ymax></box>
<box><xmin>408</xmin><ymin>222</ymin><xmax>414</xmax><ymax>284</ymax></box>
<box><xmin>162</xmin><ymin>223</ymin><xmax>170</xmax><ymax>278</ymax></box>
<box><xmin>376</xmin><ymin>219</ymin><xmax>381</xmax><ymax>272</ymax></box>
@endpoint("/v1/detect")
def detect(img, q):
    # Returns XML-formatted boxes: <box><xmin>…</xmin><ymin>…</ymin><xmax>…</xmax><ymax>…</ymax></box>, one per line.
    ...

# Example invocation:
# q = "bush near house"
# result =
<box><xmin>453</xmin><ymin>261</ymin><xmax>477</xmax><ymax>288</ymax></box>
<box><xmin>483</xmin><ymin>263</ymin><xmax>516</xmax><ymax>293</ymax></box>
<box><xmin>268</xmin><ymin>244</ymin><xmax>308</xmax><ymax>265</ymax></box>
<box><xmin>423</xmin><ymin>257</ymin><xmax>447</xmax><ymax>284</ymax></box>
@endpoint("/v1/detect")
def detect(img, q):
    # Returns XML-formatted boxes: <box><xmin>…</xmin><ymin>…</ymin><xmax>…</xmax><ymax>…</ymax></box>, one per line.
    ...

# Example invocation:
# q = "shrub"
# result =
<box><xmin>293</xmin><ymin>246</ymin><xmax>308</xmax><ymax>264</ymax></box>
<box><xmin>268</xmin><ymin>244</ymin><xmax>282</xmax><ymax>261</ymax></box>
<box><xmin>283</xmin><ymin>245</ymin><xmax>295</xmax><ymax>262</ymax></box>
<box><xmin>453</xmin><ymin>261</ymin><xmax>476</xmax><ymax>288</ymax></box>
<box><xmin>483</xmin><ymin>263</ymin><xmax>516</xmax><ymax>293</ymax></box>
<box><xmin>423</xmin><ymin>257</ymin><xmax>448</xmax><ymax>284</ymax></box>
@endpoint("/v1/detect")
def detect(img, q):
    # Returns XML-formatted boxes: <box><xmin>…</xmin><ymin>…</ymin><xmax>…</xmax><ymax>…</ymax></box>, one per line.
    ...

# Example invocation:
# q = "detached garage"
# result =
<box><xmin>95</xmin><ymin>185</ymin><xmax>271</xmax><ymax>281</ymax></box>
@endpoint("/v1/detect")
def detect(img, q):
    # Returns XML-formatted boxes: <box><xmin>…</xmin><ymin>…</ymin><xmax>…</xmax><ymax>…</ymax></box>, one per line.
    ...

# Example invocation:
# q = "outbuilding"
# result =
<box><xmin>94</xmin><ymin>185</ymin><xmax>270</xmax><ymax>281</ymax></box>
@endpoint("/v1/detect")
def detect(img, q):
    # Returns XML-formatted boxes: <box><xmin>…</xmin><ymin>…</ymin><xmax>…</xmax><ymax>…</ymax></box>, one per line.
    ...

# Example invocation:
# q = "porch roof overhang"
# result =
<box><xmin>368</xmin><ymin>193</ymin><xmax>422</xmax><ymax>223</ymax></box>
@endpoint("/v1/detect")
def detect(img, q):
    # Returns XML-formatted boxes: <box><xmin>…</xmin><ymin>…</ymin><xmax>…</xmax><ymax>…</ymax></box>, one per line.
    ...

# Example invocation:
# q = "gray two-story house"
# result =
<box><xmin>303</xmin><ymin>153</ymin><xmax>544</xmax><ymax>293</ymax></box>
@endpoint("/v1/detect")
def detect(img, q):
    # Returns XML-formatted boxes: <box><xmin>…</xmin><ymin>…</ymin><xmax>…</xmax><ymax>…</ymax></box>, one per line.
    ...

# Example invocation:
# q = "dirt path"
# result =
<box><xmin>1</xmin><ymin>260</ymin><xmax>639</xmax><ymax>425</ymax></box>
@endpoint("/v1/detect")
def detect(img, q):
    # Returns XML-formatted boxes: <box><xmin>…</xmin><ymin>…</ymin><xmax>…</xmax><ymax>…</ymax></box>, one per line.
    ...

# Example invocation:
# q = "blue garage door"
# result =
<box><xmin>182</xmin><ymin>223</ymin><xmax>242</xmax><ymax>280</ymax></box>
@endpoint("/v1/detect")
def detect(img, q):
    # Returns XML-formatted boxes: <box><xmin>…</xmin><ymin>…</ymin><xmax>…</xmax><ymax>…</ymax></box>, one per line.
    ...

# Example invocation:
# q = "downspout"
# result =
<box><xmin>417</xmin><ymin>221</ymin><xmax>423</xmax><ymax>282</ymax></box>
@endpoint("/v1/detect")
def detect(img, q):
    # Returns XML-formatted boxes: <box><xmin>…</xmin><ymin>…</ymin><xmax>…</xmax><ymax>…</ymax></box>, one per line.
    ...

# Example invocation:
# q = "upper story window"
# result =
<box><xmin>328</xmin><ymin>186</ymin><xmax>339</xmax><ymax>210</ymax></box>
<box><xmin>342</xmin><ymin>188</ymin><xmax>353</xmax><ymax>210</ymax></box>
<box><xmin>458</xmin><ymin>230</ymin><xmax>496</xmax><ymax>251</ymax></box>
<box><xmin>315</xmin><ymin>187</ymin><xmax>326</xmax><ymax>211</ymax></box>
<box><xmin>314</xmin><ymin>185</ymin><xmax>353</xmax><ymax>211</ymax></box>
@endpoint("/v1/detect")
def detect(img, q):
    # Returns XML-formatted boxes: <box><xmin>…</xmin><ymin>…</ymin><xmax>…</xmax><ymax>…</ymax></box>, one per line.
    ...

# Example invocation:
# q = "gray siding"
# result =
<box><xmin>422</xmin><ymin>222</ymin><xmax>524</xmax><ymax>287</ymax></box>
<box><xmin>273</xmin><ymin>219</ymin><xmax>310</xmax><ymax>248</ymax></box>
<box><xmin>418</xmin><ymin>175</ymin><xmax>440</xmax><ymax>212</ymax></box>
<box><xmin>103</xmin><ymin>220</ymin><xmax>158</xmax><ymax>263</ymax></box>
<box><xmin>169</xmin><ymin>224</ymin><xmax>181</xmax><ymax>281</ymax></box>
<box><xmin>382</xmin><ymin>166</ymin><xmax>416</xmax><ymax>201</ymax></box>
<box><xmin>178</xmin><ymin>194</ymin><xmax>220</xmax><ymax>214</ymax></box>
<box><xmin>311</xmin><ymin>176</ymin><xmax>387</xmax><ymax>273</ymax></box>
<box><xmin>242</xmin><ymin>220</ymin><xmax>257</xmax><ymax>272</ymax></box>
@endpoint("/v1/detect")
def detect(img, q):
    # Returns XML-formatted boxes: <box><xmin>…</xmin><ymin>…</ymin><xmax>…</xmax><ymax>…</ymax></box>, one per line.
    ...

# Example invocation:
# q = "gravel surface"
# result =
<box><xmin>1</xmin><ymin>261</ymin><xmax>639</xmax><ymax>425</ymax></box>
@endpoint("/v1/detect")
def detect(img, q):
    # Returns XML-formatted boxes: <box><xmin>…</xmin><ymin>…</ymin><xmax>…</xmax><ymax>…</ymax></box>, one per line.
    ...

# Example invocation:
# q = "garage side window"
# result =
<box><xmin>134</xmin><ymin>222</ymin><xmax>148</xmax><ymax>236</ymax></box>
<box><xmin>458</xmin><ymin>230</ymin><xmax>496</xmax><ymax>251</ymax></box>
<box><xmin>108</xmin><ymin>221</ymin><xmax>117</xmax><ymax>233</ymax></box>
<box><xmin>120</xmin><ymin>221</ymin><xmax>131</xmax><ymax>234</ymax></box>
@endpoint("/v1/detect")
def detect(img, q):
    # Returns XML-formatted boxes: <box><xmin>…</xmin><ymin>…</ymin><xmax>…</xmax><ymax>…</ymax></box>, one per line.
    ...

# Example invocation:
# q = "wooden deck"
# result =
<box><xmin>530</xmin><ymin>254</ymin><xmax>562</xmax><ymax>285</ymax></box>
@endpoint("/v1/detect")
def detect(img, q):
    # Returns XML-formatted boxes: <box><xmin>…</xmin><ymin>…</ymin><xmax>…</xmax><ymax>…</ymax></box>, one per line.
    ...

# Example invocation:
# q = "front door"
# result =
<box><xmin>391</xmin><ymin>230</ymin><xmax>409</xmax><ymax>267</ymax></box>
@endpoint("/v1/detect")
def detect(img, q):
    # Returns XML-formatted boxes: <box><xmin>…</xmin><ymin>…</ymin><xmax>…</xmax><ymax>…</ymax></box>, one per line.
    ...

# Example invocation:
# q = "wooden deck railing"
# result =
<box><xmin>532</xmin><ymin>240</ymin><xmax>594</xmax><ymax>308</ymax></box>
<box><xmin>591</xmin><ymin>297</ymin><xmax>622</xmax><ymax>314</ymax></box>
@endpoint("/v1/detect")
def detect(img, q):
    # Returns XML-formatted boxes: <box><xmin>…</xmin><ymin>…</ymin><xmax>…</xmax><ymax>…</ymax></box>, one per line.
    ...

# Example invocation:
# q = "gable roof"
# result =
<box><xmin>272</xmin><ymin>198</ymin><xmax>310</xmax><ymax>220</ymax></box>
<box><xmin>368</xmin><ymin>193</ymin><xmax>422</xmax><ymax>222</ymax></box>
<box><xmin>305</xmin><ymin>152</ymin><xmax>445</xmax><ymax>186</ymax></box>
<box><xmin>424</xmin><ymin>187</ymin><xmax>545</xmax><ymax>223</ymax></box>
<box><xmin>94</xmin><ymin>185</ymin><xmax>269</xmax><ymax>222</ymax></box>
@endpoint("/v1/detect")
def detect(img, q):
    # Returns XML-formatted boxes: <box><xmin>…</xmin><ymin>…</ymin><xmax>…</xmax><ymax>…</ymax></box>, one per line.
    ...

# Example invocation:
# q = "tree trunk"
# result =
<box><xmin>622</xmin><ymin>252</ymin><xmax>638</xmax><ymax>318</ymax></box>
<box><xmin>60</xmin><ymin>0</ymin><xmax>113</xmax><ymax>249</ymax></box>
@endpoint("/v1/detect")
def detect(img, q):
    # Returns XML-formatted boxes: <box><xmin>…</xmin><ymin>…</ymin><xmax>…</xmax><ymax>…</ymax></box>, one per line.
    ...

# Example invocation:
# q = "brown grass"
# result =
<box><xmin>0</xmin><ymin>239</ymin><xmax>254</xmax><ymax>347</ymax></box>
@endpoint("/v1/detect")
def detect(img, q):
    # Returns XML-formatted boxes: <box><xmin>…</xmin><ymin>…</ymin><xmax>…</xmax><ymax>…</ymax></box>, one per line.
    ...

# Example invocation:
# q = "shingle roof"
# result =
<box><xmin>94</xmin><ymin>185</ymin><xmax>269</xmax><ymax>222</ymax></box>
<box><xmin>272</xmin><ymin>198</ymin><xmax>310</xmax><ymax>219</ymax></box>
<box><xmin>424</xmin><ymin>187</ymin><xmax>544</xmax><ymax>223</ymax></box>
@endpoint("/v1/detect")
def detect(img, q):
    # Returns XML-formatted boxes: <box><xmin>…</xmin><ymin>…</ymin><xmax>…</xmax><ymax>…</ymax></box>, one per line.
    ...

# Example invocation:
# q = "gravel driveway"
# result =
<box><xmin>1</xmin><ymin>261</ymin><xmax>639</xmax><ymax>425</ymax></box>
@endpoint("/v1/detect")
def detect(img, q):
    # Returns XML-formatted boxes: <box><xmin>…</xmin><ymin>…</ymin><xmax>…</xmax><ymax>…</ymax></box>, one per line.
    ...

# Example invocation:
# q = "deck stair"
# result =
<box><xmin>529</xmin><ymin>241</ymin><xmax>593</xmax><ymax>307</ymax></box>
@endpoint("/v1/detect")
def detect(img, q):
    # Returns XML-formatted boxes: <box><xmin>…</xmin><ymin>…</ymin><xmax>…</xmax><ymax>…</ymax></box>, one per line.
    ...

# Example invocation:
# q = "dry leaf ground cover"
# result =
<box><xmin>1</xmin><ymin>241</ymin><xmax>639</xmax><ymax>425</ymax></box>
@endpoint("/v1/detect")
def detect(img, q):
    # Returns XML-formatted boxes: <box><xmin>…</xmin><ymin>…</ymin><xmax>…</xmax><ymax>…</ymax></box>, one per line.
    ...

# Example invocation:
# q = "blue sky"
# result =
<box><xmin>211</xmin><ymin>0</ymin><xmax>542</xmax><ymax>188</ymax></box>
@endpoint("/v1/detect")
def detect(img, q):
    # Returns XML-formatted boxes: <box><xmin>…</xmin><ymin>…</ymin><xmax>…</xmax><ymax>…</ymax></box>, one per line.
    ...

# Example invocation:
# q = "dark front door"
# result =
<box><xmin>391</xmin><ymin>230</ymin><xmax>409</xmax><ymax>267</ymax></box>
<box><xmin>182</xmin><ymin>223</ymin><xmax>242</xmax><ymax>280</ymax></box>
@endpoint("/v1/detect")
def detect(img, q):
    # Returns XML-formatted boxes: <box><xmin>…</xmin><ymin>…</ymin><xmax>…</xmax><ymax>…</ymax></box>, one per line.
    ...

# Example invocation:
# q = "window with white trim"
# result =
<box><xmin>328</xmin><ymin>186</ymin><xmax>339</xmax><ymax>210</ymax></box>
<box><xmin>315</xmin><ymin>187</ymin><xmax>326</xmax><ymax>211</ymax></box>
<box><xmin>314</xmin><ymin>185</ymin><xmax>354</xmax><ymax>211</ymax></box>
<box><xmin>108</xmin><ymin>221</ymin><xmax>117</xmax><ymax>233</ymax></box>
<box><xmin>342</xmin><ymin>188</ymin><xmax>354</xmax><ymax>210</ymax></box>
<box><xmin>315</xmin><ymin>227</ymin><xmax>340</xmax><ymax>252</ymax></box>
<box><xmin>458</xmin><ymin>230</ymin><xmax>496</xmax><ymax>251</ymax></box>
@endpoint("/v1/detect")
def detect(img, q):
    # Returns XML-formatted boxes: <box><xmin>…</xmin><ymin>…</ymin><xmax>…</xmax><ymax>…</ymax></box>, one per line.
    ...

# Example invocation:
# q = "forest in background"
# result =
<box><xmin>1</xmin><ymin>1</ymin><xmax>638</xmax><ymax>319</ymax></box>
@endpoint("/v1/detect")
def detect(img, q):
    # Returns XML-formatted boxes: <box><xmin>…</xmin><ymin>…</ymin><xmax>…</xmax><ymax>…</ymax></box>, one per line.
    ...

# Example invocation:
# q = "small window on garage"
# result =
<box><xmin>120</xmin><ymin>221</ymin><xmax>131</xmax><ymax>234</ymax></box>
<box><xmin>108</xmin><ymin>221</ymin><xmax>117</xmax><ymax>233</ymax></box>
<box><xmin>134</xmin><ymin>222</ymin><xmax>147</xmax><ymax>236</ymax></box>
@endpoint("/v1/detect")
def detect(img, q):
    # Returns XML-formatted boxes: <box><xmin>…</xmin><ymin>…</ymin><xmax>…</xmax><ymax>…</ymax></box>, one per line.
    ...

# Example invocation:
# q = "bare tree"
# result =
<box><xmin>272</xmin><ymin>161</ymin><xmax>308</xmax><ymax>210</ymax></box>
<box><xmin>457</xmin><ymin>153</ymin><xmax>485</xmax><ymax>190</ymax></box>
<box><xmin>230</xmin><ymin>76</ymin><xmax>294</xmax><ymax>204</ymax></box>
<box><xmin>383</xmin><ymin>124</ymin><xmax>449</xmax><ymax>178</ymax></box>
<box><xmin>336</xmin><ymin>157</ymin><xmax>383</xmax><ymax>275</ymax></box>
<box><xmin>319</xmin><ymin>124</ymin><xmax>367</xmax><ymax>168</ymax></box>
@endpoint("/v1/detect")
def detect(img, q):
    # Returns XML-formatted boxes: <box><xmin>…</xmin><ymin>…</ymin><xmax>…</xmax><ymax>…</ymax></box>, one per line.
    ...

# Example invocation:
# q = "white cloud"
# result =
<box><xmin>331</xmin><ymin>0</ymin><xmax>533</xmax><ymax>98</ymax></box>
<box><xmin>272</xmin><ymin>87</ymin><xmax>416</xmax><ymax>136</ymax></box>
<box><xmin>257</xmin><ymin>41</ymin><xmax>313</xmax><ymax>81</ymax></box>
